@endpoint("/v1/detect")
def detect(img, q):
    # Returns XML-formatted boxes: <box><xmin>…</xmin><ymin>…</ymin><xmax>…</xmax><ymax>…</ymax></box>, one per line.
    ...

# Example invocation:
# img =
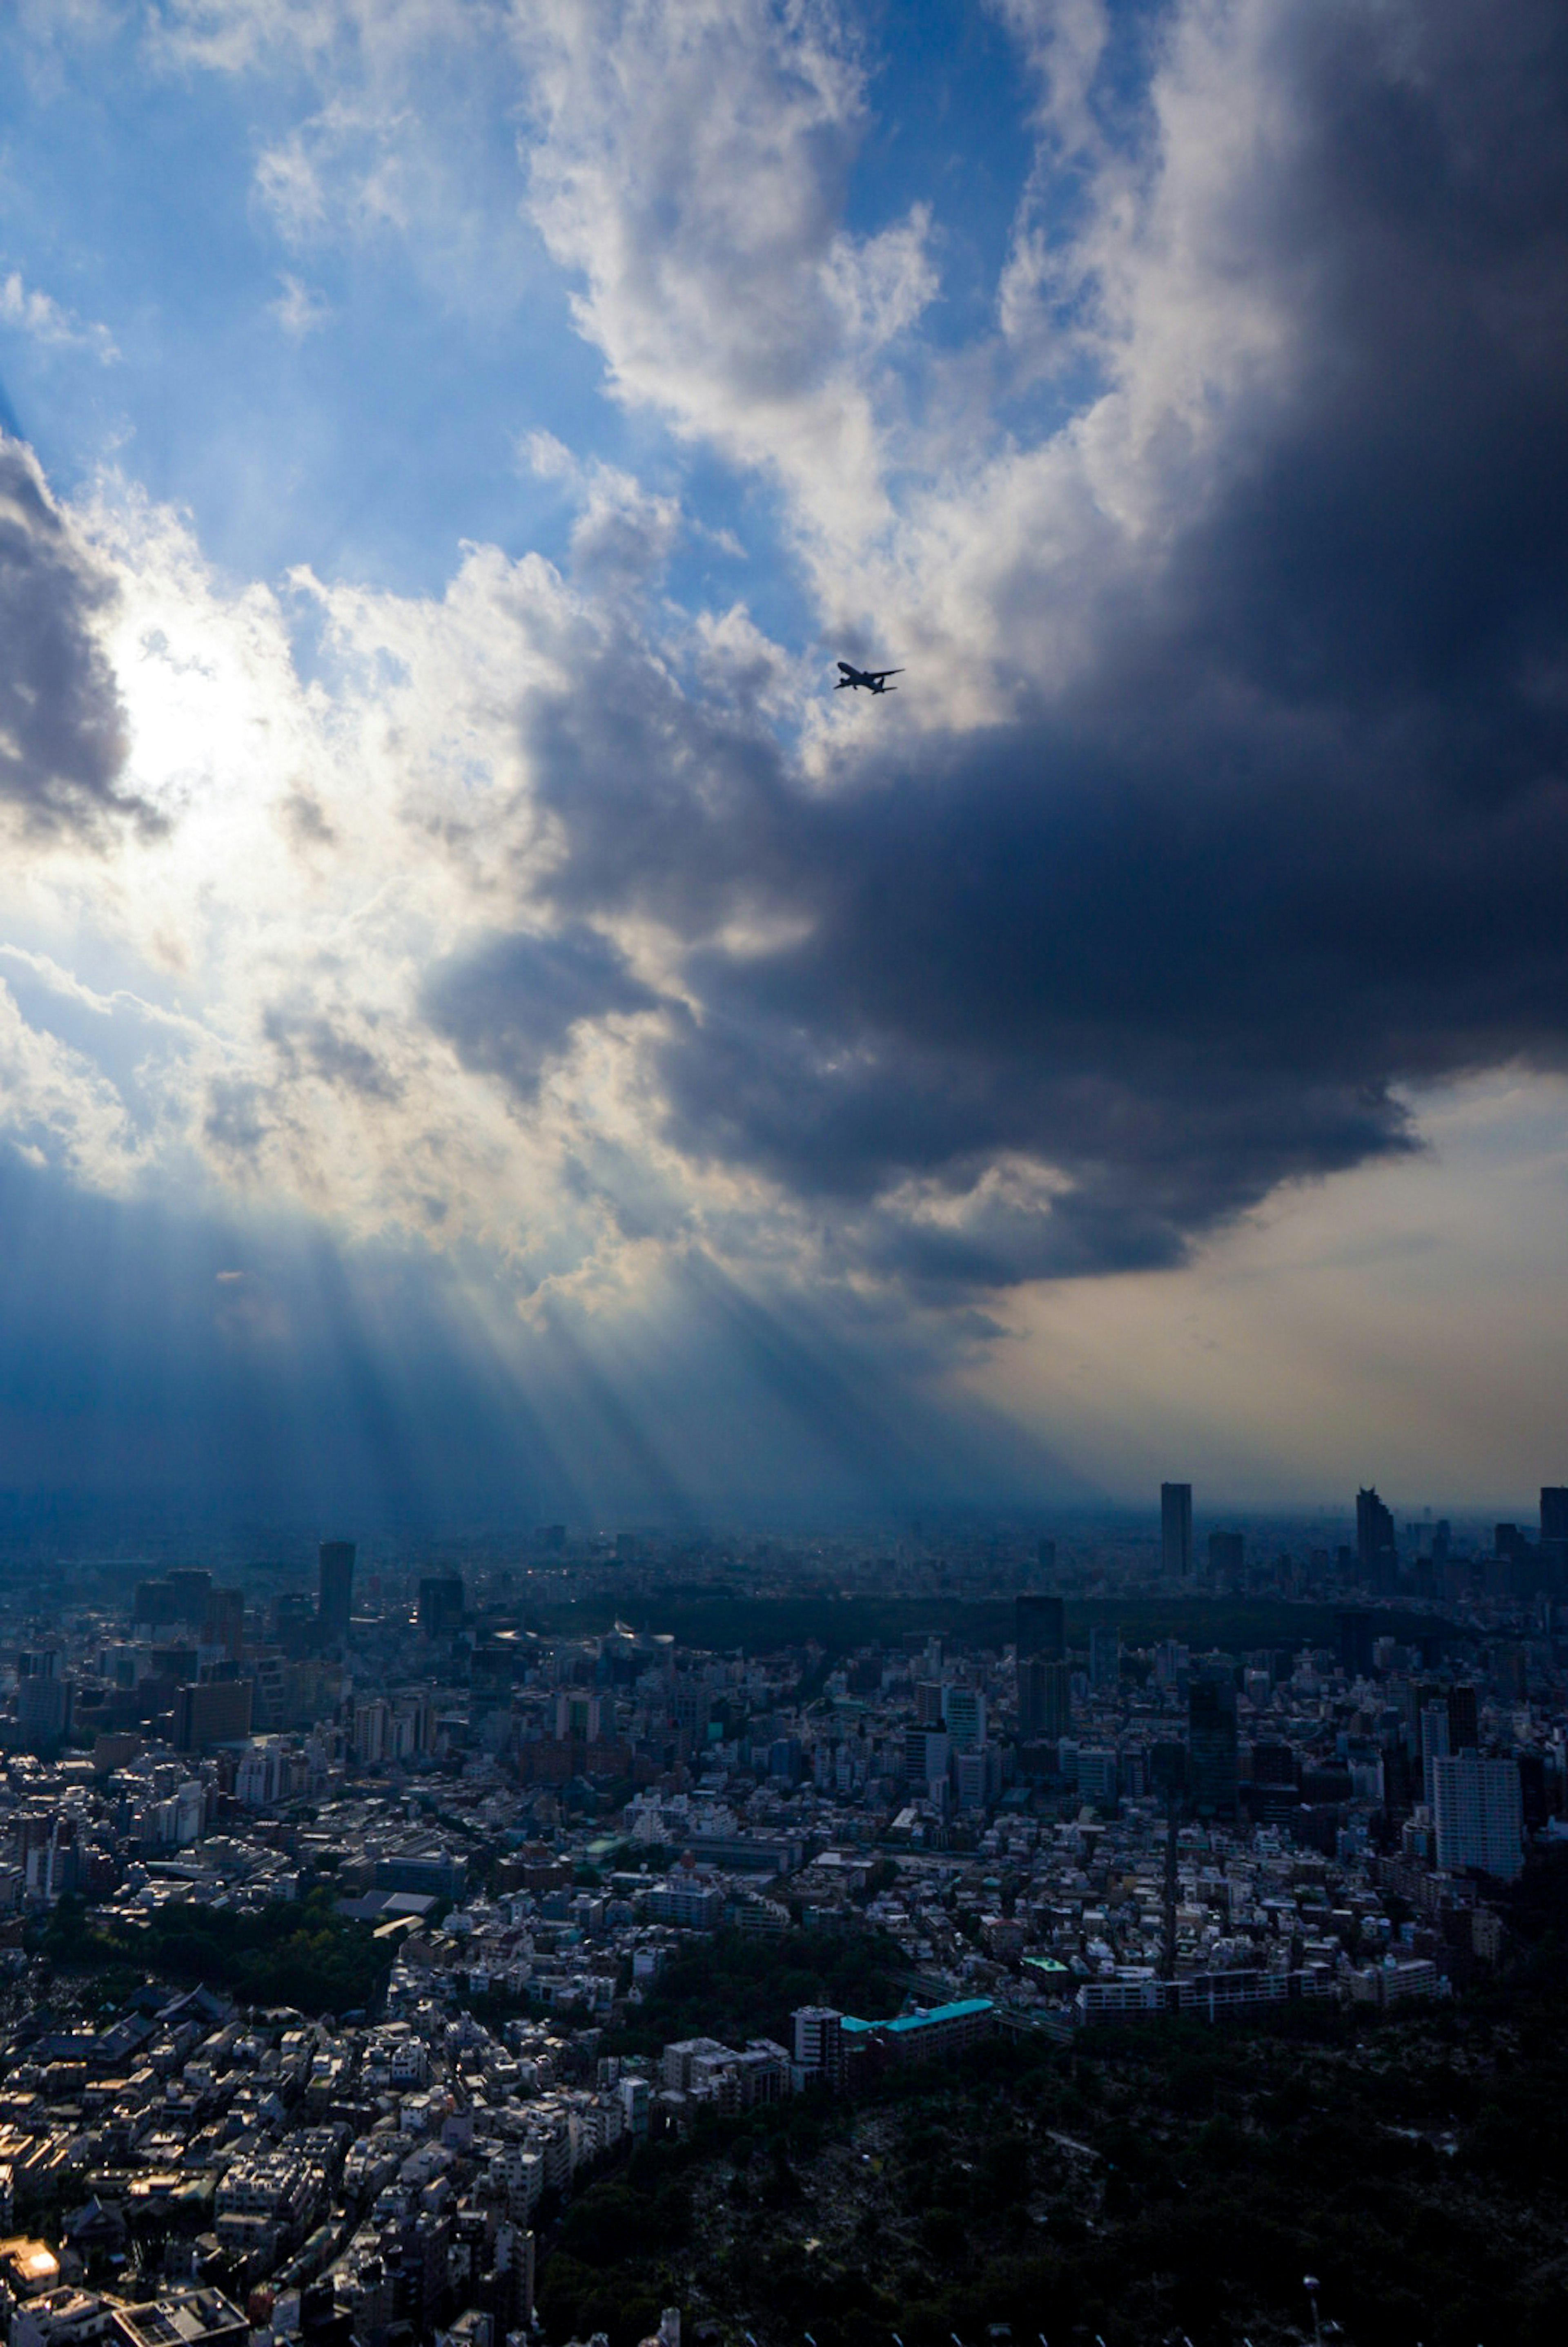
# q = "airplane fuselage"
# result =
<box><xmin>836</xmin><ymin>660</ymin><xmax>902</xmax><ymax>694</ymax></box>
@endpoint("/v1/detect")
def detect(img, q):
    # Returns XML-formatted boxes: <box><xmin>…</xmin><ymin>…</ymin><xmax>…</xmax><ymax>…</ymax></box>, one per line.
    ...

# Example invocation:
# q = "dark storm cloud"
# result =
<box><xmin>0</xmin><ymin>436</ymin><xmax>143</xmax><ymax>832</ymax></box>
<box><xmin>424</xmin><ymin>922</ymin><xmax>661</xmax><ymax>1098</ymax></box>
<box><xmin>475</xmin><ymin>0</ymin><xmax>1568</xmax><ymax>1293</ymax></box>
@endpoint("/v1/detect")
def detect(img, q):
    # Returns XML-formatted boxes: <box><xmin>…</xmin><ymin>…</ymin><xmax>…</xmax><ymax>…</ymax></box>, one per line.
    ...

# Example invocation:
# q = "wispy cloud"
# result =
<box><xmin>270</xmin><ymin>272</ymin><xmax>333</xmax><ymax>339</ymax></box>
<box><xmin>0</xmin><ymin>269</ymin><xmax>118</xmax><ymax>362</ymax></box>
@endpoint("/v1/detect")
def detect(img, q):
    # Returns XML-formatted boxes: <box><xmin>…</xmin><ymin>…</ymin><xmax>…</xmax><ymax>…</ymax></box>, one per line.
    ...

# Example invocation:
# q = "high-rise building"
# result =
<box><xmin>203</xmin><ymin>1587</ymin><xmax>246</xmax><ymax>1660</ymax></box>
<box><xmin>1161</xmin><ymin>1484</ymin><xmax>1193</xmax><ymax>1580</ymax></box>
<box><xmin>417</xmin><ymin>1574</ymin><xmax>465</xmax><ymax>1636</ymax></box>
<box><xmin>174</xmin><ymin>1675</ymin><xmax>253</xmax><ymax>1753</ymax></box>
<box><xmin>1187</xmin><ymin>1667</ymin><xmax>1238</xmax><ymax>1818</ymax></box>
<box><xmin>1420</xmin><ymin>1700</ymin><xmax>1450</xmax><ymax>1810</ymax></box>
<box><xmin>941</xmin><ymin>1684</ymin><xmax>985</xmax><ymax>1752</ymax></box>
<box><xmin>318</xmin><ymin>1540</ymin><xmax>356</xmax><ymax>1641</ymax></box>
<box><xmin>1432</xmin><ymin>1749</ymin><xmax>1523</xmax><ymax>1879</ymax></box>
<box><xmin>1335</xmin><ymin>1609</ymin><xmax>1375</xmax><ymax>1680</ymax></box>
<box><xmin>1018</xmin><ymin>1658</ymin><xmax>1071</xmax><ymax>1741</ymax></box>
<box><xmin>1207</xmin><ymin>1530</ymin><xmax>1244</xmax><ymax>1591</ymax></box>
<box><xmin>1446</xmin><ymin>1683</ymin><xmax>1479</xmax><ymax>1751</ymax></box>
<box><xmin>1016</xmin><ymin>1593</ymin><xmax>1065</xmax><ymax>1660</ymax></box>
<box><xmin>1356</xmin><ymin>1488</ymin><xmax>1397</xmax><ymax>1589</ymax></box>
<box><xmin>167</xmin><ymin>1567</ymin><xmax>213</xmax><ymax>1620</ymax></box>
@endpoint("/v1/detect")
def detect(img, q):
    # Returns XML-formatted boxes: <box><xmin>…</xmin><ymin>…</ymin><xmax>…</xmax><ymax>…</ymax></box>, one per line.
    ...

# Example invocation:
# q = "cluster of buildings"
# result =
<box><xmin>0</xmin><ymin>1492</ymin><xmax>1559</xmax><ymax>2341</ymax></box>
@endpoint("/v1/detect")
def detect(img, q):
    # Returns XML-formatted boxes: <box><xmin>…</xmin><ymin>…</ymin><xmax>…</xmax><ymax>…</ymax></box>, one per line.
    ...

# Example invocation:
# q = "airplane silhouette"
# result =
<box><xmin>836</xmin><ymin>661</ymin><xmax>902</xmax><ymax>694</ymax></box>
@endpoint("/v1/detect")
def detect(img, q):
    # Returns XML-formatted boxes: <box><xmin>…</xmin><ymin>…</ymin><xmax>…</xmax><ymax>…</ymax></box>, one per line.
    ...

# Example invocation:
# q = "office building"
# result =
<box><xmin>1207</xmin><ymin>1530</ymin><xmax>1244</xmax><ymax>1590</ymax></box>
<box><xmin>1161</xmin><ymin>1483</ymin><xmax>1193</xmax><ymax>1580</ymax></box>
<box><xmin>1018</xmin><ymin>1658</ymin><xmax>1071</xmax><ymax>1742</ymax></box>
<box><xmin>792</xmin><ymin>2006</ymin><xmax>844</xmax><ymax>2083</ymax></box>
<box><xmin>174</xmin><ymin>1675</ymin><xmax>253</xmax><ymax>1753</ymax></box>
<box><xmin>1432</xmin><ymin>1749</ymin><xmax>1523</xmax><ymax>1879</ymax></box>
<box><xmin>1187</xmin><ymin>1666</ymin><xmax>1238</xmax><ymax>1818</ymax></box>
<box><xmin>167</xmin><ymin>1568</ymin><xmax>214</xmax><ymax>1621</ymax></box>
<box><xmin>941</xmin><ymin>1683</ymin><xmax>985</xmax><ymax>1752</ymax></box>
<box><xmin>1420</xmin><ymin>1700</ymin><xmax>1450</xmax><ymax>1810</ymax></box>
<box><xmin>1016</xmin><ymin>1593</ymin><xmax>1065</xmax><ymax>1660</ymax></box>
<box><xmin>418</xmin><ymin>1575</ymin><xmax>465</xmax><ymax>1636</ymax></box>
<box><xmin>203</xmin><ymin>1586</ymin><xmax>245</xmax><ymax>1660</ymax></box>
<box><xmin>1335</xmin><ymin>1609</ymin><xmax>1375</xmax><ymax>1680</ymax></box>
<box><xmin>1541</xmin><ymin>1486</ymin><xmax>1568</xmax><ymax>1544</ymax></box>
<box><xmin>1356</xmin><ymin>1487</ymin><xmax>1397</xmax><ymax>1590</ymax></box>
<box><xmin>1088</xmin><ymin>1625</ymin><xmax>1119</xmax><ymax>1690</ymax></box>
<box><xmin>318</xmin><ymin>1540</ymin><xmax>356</xmax><ymax>1642</ymax></box>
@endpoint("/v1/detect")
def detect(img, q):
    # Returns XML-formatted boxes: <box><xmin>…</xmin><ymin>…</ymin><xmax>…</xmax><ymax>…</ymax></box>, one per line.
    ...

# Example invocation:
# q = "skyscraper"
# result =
<box><xmin>1356</xmin><ymin>1488</ymin><xmax>1397</xmax><ymax>1589</ymax></box>
<box><xmin>941</xmin><ymin>1683</ymin><xmax>985</xmax><ymax>1752</ymax></box>
<box><xmin>1161</xmin><ymin>1484</ymin><xmax>1193</xmax><ymax>1580</ymax></box>
<box><xmin>1018</xmin><ymin>1658</ymin><xmax>1071</xmax><ymax>1742</ymax></box>
<box><xmin>1207</xmin><ymin>1530</ymin><xmax>1244</xmax><ymax>1591</ymax></box>
<box><xmin>1187</xmin><ymin>1666</ymin><xmax>1238</xmax><ymax>1818</ymax></box>
<box><xmin>318</xmin><ymin>1539</ymin><xmax>356</xmax><ymax>1642</ymax></box>
<box><xmin>418</xmin><ymin>1575</ymin><xmax>465</xmax><ymax>1636</ymax></box>
<box><xmin>1542</xmin><ymin>1487</ymin><xmax>1568</xmax><ymax>1546</ymax></box>
<box><xmin>1432</xmin><ymin>1749</ymin><xmax>1523</xmax><ymax>1879</ymax></box>
<box><xmin>1016</xmin><ymin>1593</ymin><xmax>1065</xmax><ymax>1660</ymax></box>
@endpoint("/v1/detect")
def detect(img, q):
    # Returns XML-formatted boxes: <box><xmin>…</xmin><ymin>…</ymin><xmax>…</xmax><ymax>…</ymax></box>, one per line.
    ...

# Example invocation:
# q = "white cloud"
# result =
<box><xmin>270</xmin><ymin>272</ymin><xmax>334</xmax><ymax>338</ymax></box>
<box><xmin>0</xmin><ymin>269</ymin><xmax>118</xmax><ymax>361</ymax></box>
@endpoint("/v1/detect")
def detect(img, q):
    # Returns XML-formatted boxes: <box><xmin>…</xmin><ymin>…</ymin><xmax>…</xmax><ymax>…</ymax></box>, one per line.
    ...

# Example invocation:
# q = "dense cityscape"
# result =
<box><xmin>0</xmin><ymin>1487</ymin><xmax>1561</xmax><ymax>2347</ymax></box>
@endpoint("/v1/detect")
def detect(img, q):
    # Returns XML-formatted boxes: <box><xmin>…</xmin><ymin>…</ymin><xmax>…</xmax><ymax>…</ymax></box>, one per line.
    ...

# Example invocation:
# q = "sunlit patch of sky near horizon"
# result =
<box><xmin>0</xmin><ymin>0</ymin><xmax>1566</xmax><ymax>1526</ymax></box>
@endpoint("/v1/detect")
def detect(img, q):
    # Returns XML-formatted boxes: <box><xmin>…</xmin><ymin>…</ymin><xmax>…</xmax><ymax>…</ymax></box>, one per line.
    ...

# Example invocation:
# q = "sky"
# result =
<box><xmin>0</xmin><ymin>0</ymin><xmax>1566</xmax><ymax>1530</ymax></box>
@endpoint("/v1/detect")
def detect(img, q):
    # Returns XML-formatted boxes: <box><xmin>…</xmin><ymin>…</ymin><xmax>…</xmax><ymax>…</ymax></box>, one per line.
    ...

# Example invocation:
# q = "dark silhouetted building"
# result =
<box><xmin>1161</xmin><ymin>1483</ymin><xmax>1192</xmax><ymax>1580</ymax></box>
<box><xmin>203</xmin><ymin>1586</ymin><xmax>245</xmax><ymax>1660</ymax></box>
<box><xmin>318</xmin><ymin>1540</ymin><xmax>356</xmax><ymax>1642</ymax></box>
<box><xmin>174</xmin><ymin>1675</ymin><xmax>253</xmax><ymax>1753</ymax></box>
<box><xmin>1187</xmin><ymin>1666</ymin><xmax>1238</xmax><ymax>1818</ymax></box>
<box><xmin>1336</xmin><ymin>1608</ymin><xmax>1375</xmax><ymax>1680</ymax></box>
<box><xmin>1208</xmin><ymin>1530</ymin><xmax>1244</xmax><ymax>1590</ymax></box>
<box><xmin>418</xmin><ymin>1575</ymin><xmax>465</xmax><ymax>1636</ymax></box>
<box><xmin>167</xmin><ymin>1567</ymin><xmax>213</xmax><ymax>1620</ymax></box>
<box><xmin>1019</xmin><ymin>1658</ymin><xmax>1071</xmax><ymax>1742</ymax></box>
<box><xmin>134</xmin><ymin>1579</ymin><xmax>180</xmax><ymax>1629</ymax></box>
<box><xmin>1016</xmin><ymin>1593</ymin><xmax>1065</xmax><ymax>1660</ymax></box>
<box><xmin>1356</xmin><ymin>1487</ymin><xmax>1396</xmax><ymax>1590</ymax></box>
<box><xmin>1447</xmin><ymin>1682</ymin><xmax>1479</xmax><ymax>1751</ymax></box>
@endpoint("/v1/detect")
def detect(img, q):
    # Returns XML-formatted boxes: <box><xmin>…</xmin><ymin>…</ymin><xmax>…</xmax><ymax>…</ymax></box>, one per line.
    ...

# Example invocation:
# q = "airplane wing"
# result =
<box><xmin>870</xmin><ymin>668</ymin><xmax>903</xmax><ymax>680</ymax></box>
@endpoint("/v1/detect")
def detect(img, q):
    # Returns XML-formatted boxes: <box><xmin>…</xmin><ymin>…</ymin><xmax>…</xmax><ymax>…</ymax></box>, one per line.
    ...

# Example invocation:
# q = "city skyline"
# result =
<box><xmin>0</xmin><ymin>0</ymin><xmax>1566</xmax><ymax>1520</ymax></box>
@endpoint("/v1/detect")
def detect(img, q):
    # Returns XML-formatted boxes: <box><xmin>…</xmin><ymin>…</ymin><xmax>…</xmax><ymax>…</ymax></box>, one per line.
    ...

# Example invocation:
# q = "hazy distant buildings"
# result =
<box><xmin>1432</xmin><ymin>1749</ymin><xmax>1523</xmax><ymax>1879</ymax></box>
<box><xmin>1161</xmin><ymin>1483</ymin><xmax>1193</xmax><ymax>1580</ymax></box>
<box><xmin>318</xmin><ymin>1540</ymin><xmax>356</xmax><ymax>1642</ymax></box>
